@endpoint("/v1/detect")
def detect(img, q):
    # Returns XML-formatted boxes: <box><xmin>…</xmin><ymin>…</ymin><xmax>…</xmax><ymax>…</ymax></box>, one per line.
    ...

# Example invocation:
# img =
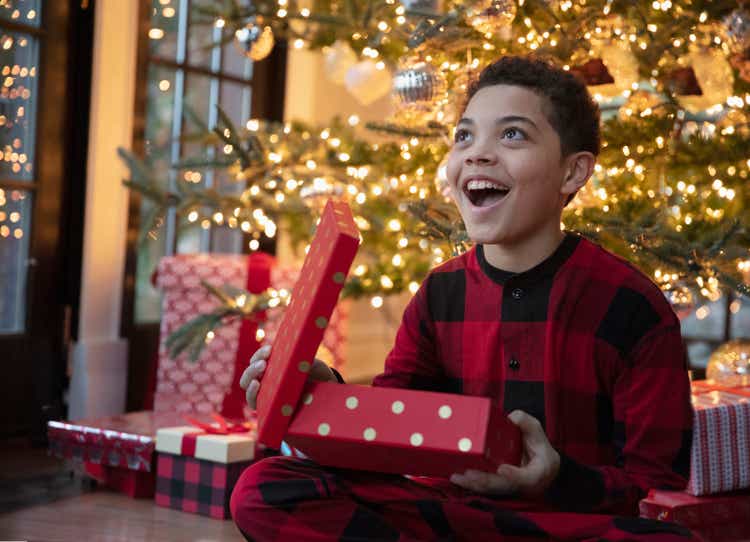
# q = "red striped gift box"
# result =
<box><xmin>688</xmin><ymin>381</ymin><xmax>750</xmax><ymax>496</ymax></box>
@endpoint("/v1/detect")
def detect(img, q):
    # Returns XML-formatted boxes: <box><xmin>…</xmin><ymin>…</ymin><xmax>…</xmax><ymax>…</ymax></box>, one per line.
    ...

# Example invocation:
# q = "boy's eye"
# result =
<box><xmin>502</xmin><ymin>127</ymin><xmax>526</xmax><ymax>140</ymax></box>
<box><xmin>454</xmin><ymin>128</ymin><xmax>471</xmax><ymax>143</ymax></box>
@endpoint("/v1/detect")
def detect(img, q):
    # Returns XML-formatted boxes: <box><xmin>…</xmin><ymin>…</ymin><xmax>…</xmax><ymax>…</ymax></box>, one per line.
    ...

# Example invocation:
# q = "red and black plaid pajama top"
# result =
<box><xmin>231</xmin><ymin>233</ymin><xmax>696</xmax><ymax>541</ymax></box>
<box><xmin>373</xmin><ymin>232</ymin><xmax>693</xmax><ymax>514</ymax></box>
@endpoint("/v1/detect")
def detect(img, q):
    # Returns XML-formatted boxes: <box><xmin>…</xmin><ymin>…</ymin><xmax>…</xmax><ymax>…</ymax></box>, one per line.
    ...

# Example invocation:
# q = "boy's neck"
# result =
<box><xmin>481</xmin><ymin>226</ymin><xmax>566</xmax><ymax>274</ymax></box>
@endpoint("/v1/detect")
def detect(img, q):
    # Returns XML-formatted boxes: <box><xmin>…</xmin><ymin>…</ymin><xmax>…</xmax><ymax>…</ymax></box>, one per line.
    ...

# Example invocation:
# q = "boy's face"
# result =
<box><xmin>446</xmin><ymin>84</ymin><xmax>574</xmax><ymax>248</ymax></box>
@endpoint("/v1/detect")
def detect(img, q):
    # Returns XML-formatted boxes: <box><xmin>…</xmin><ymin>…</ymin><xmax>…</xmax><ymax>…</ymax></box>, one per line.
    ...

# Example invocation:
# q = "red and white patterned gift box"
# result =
<box><xmin>688</xmin><ymin>381</ymin><xmax>750</xmax><ymax>496</ymax></box>
<box><xmin>153</xmin><ymin>252</ymin><xmax>348</xmax><ymax>419</ymax></box>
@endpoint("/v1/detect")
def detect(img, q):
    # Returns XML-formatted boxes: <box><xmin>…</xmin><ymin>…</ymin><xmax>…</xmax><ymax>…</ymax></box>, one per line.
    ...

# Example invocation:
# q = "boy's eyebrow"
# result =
<box><xmin>457</xmin><ymin>115</ymin><xmax>539</xmax><ymax>131</ymax></box>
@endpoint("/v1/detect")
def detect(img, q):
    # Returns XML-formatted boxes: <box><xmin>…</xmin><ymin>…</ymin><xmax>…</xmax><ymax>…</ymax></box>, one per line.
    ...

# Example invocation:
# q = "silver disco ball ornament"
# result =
<box><xmin>234</xmin><ymin>22</ymin><xmax>275</xmax><ymax>61</ymax></box>
<box><xmin>707</xmin><ymin>340</ymin><xmax>750</xmax><ymax>388</ymax></box>
<box><xmin>393</xmin><ymin>60</ymin><xmax>446</xmax><ymax>114</ymax></box>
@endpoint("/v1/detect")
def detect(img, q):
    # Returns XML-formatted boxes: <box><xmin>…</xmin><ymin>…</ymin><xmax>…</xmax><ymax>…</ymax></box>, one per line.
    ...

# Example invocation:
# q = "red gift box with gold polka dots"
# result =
<box><xmin>255</xmin><ymin>198</ymin><xmax>360</xmax><ymax>449</ymax></box>
<box><xmin>285</xmin><ymin>381</ymin><xmax>521</xmax><ymax>477</ymax></box>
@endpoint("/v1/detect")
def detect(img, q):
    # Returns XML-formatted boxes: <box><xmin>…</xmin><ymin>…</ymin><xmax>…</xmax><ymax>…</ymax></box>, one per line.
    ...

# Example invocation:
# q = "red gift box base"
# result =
<box><xmin>639</xmin><ymin>489</ymin><xmax>750</xmax><ymax>542</ymax></box>
<box><xmin>155</xmin><ymin>452</ymin><xmax>252</xmax><ymax>520</ymax></box>
<box><xmin>284</xmin><ymin>382</ymin><xmax>521</xmax><ymax>477</ymax></box>
<box><xmin>84</xmin><ymin>462</ymin><xmax>155</xmax><ymax>498</ymax></box>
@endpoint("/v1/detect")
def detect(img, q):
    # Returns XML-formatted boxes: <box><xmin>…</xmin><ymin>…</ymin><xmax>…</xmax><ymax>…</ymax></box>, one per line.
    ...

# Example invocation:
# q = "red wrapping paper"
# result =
<box><xmin>47</xmin><ymin>410</ymin><xmax>184</xmax><ymax>472</ymax></box>
<box><xmin>285</xmin><ymin>381</ymin><xmax>521</xmax><ymax>477</ymax></box>
<box><xmin>256</xmin><ymin>199</ymin><xmax>359</xmax><ymax>448</ymax></box>
<box><xmin>639</xmin><ymin>489</ymin><xmax>750</xmax><ymax>542</ymax></box>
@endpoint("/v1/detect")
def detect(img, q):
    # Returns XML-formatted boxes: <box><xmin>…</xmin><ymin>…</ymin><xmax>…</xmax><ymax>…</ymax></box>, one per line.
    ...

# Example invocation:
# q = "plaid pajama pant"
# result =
<box><xmin>230</xmin><ymin>456</ymin><xmax>700</xmax><ymax>542</ymax></box>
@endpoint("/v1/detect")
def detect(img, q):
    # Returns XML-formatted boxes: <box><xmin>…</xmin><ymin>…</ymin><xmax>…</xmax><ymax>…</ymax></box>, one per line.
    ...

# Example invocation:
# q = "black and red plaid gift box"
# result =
<box><xmin>155</xmin><ymin>453</ymin><xmax>250</xmax><ymax>519</ymax></box>
<box><xmin>154</xmin><ymin>423</ymin><xmax>257</xmax><ymax>519</ymax></box>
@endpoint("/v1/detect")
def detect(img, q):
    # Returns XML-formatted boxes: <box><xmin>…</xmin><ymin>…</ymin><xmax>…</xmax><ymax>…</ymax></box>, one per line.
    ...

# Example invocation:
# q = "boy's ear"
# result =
<box><xmin>561</xmin><ymin>152</ymin><xmax>596</xmax><ymax>197</ymax></box>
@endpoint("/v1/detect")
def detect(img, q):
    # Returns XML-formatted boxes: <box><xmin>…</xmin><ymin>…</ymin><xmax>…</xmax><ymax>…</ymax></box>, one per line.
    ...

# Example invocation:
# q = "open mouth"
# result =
<box><xmin>463</xmin><ymin>179</ymin><xmax>511</xmax><ymax>207</ymax></box>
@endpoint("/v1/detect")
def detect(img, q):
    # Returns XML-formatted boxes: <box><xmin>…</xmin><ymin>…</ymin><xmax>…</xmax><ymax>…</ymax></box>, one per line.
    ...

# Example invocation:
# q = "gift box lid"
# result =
<box><xmin>155</xmin><ymin>426</ymin><xmax>256</xmax><ymax>463</ymax></box>
<box><xmin>256</xmin><ymin>199</ymin><xmax>360</xmax><ymax>448</ymax></box>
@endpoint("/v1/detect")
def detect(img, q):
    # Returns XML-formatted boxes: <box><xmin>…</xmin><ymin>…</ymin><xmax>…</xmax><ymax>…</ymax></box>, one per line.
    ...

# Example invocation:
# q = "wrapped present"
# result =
<box><xmin>255</xmin><ymin>198</ymin><xmax>521</xmax><ymax>476</ymax></box>
<box><xmin>153</xmin><ymin>252</ymin><xmax>348</xmax><ymax>419</ymax></box>
<box><xmin>688</xmin><ymin>380</ymin><xmax>750</xmax><ymax>496</ymax></box>
<box><xmin>47</xmin><ymin>410</ymin><xmax>184</xmax><ymax>498</ymax></box>
<box><xmin>285</xmin><ymin>381</ymin><xmax>521</xmax><ymax>477</ymax></box>
<box><xmin>639</xmin><ymin>489</ymin><xmax>750</xmax><ymax>542</ymax></box>
<box><xmin>154</xmin><ymin>418</ymin><xmax>257</xmax><ymax>519</ymax></box>
<box><xmin>256</xmin><ymin>199</ymin><xmax>360</xmax><ymax>448</ymax></box>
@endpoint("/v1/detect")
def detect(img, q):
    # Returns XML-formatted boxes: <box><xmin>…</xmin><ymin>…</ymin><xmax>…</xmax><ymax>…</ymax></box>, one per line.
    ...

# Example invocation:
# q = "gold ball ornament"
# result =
<box><xmin>467</xmin><ymin>0</ymin><xmax>517</xmax><ymax>35</ymax></box>
<box><xmin>234</xmin><ymin>23</ymin><xmax>275</xmax><ymax>61</ymax></box>
<box><xmin>706</xmin><ymin>340</ymin><xmax>750</xmax><ymax>387</ymax></box>
<box><xmin>618</xmin><ymin>90</ymin><xmax>665</xmax><ymax>122</ymax></box>
<box><xmin>676</xmin><ymin>48</ymin><xmax>734</xmax><ymax>113</ymax></box>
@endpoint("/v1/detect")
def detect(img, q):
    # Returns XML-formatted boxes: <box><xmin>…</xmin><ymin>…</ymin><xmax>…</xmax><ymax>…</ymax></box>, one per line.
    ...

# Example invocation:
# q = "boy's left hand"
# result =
<box><xmin>449</xmin><ymin>410</ymin><xmax>560</xmax><ymax>497</ymax></box>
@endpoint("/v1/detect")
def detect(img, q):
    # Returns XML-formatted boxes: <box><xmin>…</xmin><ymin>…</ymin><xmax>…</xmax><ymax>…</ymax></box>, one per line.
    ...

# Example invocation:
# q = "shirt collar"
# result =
<box><xmin>476</xmin><ymin>233</ymin><xmax>581</xmax><ymax>287</ymax></box>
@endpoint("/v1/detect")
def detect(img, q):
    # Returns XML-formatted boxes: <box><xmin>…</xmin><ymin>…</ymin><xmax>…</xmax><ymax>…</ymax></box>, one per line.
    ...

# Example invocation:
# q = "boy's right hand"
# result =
<box><xmin>239</xmin><ymin>345</ymin><xmax>338</xmax><ymax>410</ymax></box>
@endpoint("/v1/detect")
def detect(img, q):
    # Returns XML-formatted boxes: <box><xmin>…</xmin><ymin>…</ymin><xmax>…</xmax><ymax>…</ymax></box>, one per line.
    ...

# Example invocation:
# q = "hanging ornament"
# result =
<box><xmin>344</xmin><ymin>61</ymin><xmax>393</xmax><ymax>105</ymax></box>
<box><xmin>434</xmin><ymin>156</ymin><xmax>452</xmax><ymax>198</ymax></box>
<box><xmin>674</xmin><ymin>48</ymin><xmax>734</xmax><ymax>113</ymax></box>
<box><xmin>706</xmin><ymin>340</ymin><xmax>750</xmax><ymax>387</ymax></box>
<box><xmin>234</xmin><ymin>21</ymin><xmax>275</xmax><ymax>61</ymax></box>
<box><xmin>618</xmin><ymin>90</ymin><xmax>666</xmax><ymax>121</ymax></box>
<box><xmin>393</xmin><ymin>59</ymin><xmax>447</xmax><ymax>122</ymax></box>
<box><xmin>323</xmin><ymin>40</ymin><xmax>358</xmax><ymax>85</ymax></box>
<box><xmin>467</xmin><ymin>0</ymin><xmax>517</xmax><ymax>35</ymax></box>
<box><xmin>570</xmin><ymin>59</ymin><xmax>614</xmax><ymax>86</ymax></box>
<box><xmin>722</xmin><ymin>9</ymin><xmax>750</xmax><ymax>55</ymax></box>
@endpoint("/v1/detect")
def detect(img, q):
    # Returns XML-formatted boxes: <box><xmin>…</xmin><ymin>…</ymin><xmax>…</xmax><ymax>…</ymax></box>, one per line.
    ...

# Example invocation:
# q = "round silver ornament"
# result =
<box><xmin>393</xmin><ymin>60</ymin><xmax>447</xmax><ymax>112</ymax></box>
<box><xmin>234</xmin><ymin>22</ymin><xmax>275</xmax><ymax>61</ymax></box>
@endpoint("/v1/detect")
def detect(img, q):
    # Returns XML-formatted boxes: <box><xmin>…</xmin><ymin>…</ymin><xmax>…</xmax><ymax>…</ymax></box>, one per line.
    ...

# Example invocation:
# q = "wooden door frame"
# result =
<box><xmin>0</xmin><ymin>0</ymin><xmax>92</xmax><ymax>441</ymax></box>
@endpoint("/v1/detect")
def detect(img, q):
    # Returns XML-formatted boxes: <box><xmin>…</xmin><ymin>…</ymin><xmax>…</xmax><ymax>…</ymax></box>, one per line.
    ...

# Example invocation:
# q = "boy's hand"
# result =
<box><xmin>449</xmin><ymin>410</ymin><xmax>560</xmax><ymax>498</ymax></box>
<box><xmin>239</xmin><ymin>345</ymin><xmax>338</xmax><ymax>410</ymax></box>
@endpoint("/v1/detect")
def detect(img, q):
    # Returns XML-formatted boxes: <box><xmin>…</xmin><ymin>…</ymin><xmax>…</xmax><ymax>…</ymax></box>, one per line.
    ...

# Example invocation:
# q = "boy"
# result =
<box><xmin>232</xmin><ymin>56</ymin><xmax>696</xmax><ymax>541</ymax></box>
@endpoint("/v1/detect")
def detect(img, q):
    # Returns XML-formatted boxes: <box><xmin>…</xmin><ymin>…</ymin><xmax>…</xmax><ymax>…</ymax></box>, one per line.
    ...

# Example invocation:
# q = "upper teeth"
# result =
<box><xmin>466</xmin><ymin>180</ymin><xmax>508</xmax><ymax>191</ymax></box>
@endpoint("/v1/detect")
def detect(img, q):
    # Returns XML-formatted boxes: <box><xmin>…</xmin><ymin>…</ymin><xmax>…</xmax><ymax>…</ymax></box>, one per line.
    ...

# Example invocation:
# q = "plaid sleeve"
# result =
<box><xmin>371</xmin><ymin>276</ymin><xmax>449</xmax><ymax>391</ymax></box>
<box><xmin>545</xmin><ymin>323</ymin><xmax>693</xmax><ymax>515</ymax></box>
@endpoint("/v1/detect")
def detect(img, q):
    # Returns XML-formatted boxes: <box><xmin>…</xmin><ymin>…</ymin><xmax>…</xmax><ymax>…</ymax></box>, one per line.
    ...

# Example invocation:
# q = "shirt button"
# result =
<box><xmin>509</xmin><ymin>358</ymin><xmax>521</xmax><ymax>370</ymax></box>
<box><xmin>511</xmin><ymin>288</ymin><xmax>524</xmax><ymax>299</ymax></box>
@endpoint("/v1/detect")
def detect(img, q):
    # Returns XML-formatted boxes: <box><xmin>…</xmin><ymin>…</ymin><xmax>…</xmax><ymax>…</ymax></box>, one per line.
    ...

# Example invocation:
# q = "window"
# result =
<box><xmin>134</xmin><ymin>0</ymin><xmax>272</xmax><ymax>323</ymax></box>
<box><xmin>0</xmin><ymin>0</ymin><xmax>40</xmax><ymax>333</ymax></box>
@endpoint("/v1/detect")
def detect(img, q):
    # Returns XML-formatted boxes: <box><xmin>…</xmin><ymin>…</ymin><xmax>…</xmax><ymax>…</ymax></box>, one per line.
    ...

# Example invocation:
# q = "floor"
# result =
<box><xmin>0</xmin><ymin>439</ymin><xmax>244</xmax><ymax>542</ymax></box>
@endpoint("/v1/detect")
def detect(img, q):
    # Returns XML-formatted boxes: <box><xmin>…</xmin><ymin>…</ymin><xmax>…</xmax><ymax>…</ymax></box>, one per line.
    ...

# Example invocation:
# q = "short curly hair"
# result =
<box><xmin>464</xmin><ymin>56</ymin><xmax>601</xmax><ymax>204</ymax></box>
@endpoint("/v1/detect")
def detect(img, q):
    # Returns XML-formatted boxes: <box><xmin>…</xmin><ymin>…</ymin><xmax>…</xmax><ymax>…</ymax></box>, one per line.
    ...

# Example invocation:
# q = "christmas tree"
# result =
<box><xmin>123</xmin><ymin>0</ymin><xmax>750</xmax><ymax>359</ymax></box>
